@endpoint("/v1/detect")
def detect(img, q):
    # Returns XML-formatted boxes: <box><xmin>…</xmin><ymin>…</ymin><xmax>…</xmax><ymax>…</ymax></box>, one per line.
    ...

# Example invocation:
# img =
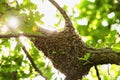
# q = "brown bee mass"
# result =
<box><xmin>32</xmin><ymin>27</ymin><xmax>92</xmax><ymax>80</ymax></box>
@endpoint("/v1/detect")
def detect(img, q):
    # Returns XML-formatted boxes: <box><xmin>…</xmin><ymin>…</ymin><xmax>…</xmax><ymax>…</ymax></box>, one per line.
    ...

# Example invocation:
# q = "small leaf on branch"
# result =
<box><xmin>78</xmin><ymin>53</ymin><xmax>90</xmax><ymax>61</ymax></box>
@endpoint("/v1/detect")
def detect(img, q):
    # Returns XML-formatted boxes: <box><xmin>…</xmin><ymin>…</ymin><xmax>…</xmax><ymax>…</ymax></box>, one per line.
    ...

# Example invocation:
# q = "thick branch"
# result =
<box><xmin>49</xmin><ymin>0</ymin><xmax>73</xmax><ymax>28</ymax></box>
<box><xmin>87</xmin><ymin>48</ymin><xmax>120</xmax><ymax>65</ymax></box>
<box><xmin>22</xmin><ymin>46</ymin><xmax>47</xmax><ymax>80</ymax></box>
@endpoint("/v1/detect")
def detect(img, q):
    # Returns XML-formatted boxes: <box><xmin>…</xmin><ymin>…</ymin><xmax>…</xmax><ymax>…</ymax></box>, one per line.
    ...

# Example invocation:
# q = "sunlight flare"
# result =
<box><xmin>7</xmin><ymin>16</ymin><xmax>19</xmax><ymax>29</ymax></box>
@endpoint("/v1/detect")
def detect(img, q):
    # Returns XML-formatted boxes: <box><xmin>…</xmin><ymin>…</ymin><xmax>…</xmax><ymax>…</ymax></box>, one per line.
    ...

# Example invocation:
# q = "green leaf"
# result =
<box><xmin>52</xmin><ymin>51</ymin><xmax>57</xmax><ymax>54</ymax></box>
<box><xmin>79</xmin><ymin>53</ymin><xmax>90</xmax><ymax>61</ymax></box>
<box><xmin>112</xmin><ymin>42</ymin><xmax>120</xmax><ymax>52</ymax></box>
<box><xmin>105</xmin><ymin>30</ymin><xmax>117</xmax><ymax>46</ymax></box>
<box><xmin>43</xmin><ymin>66</ymin><xmax>53</xmax><ymax>80</ymax></box>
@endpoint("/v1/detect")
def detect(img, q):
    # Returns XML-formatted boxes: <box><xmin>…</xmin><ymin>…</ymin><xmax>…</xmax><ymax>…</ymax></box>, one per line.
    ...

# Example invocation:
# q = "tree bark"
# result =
<box><xmin>87</xmin><ymin>48</ymin><xmax>120</xmax><ymax>65</ymax></box>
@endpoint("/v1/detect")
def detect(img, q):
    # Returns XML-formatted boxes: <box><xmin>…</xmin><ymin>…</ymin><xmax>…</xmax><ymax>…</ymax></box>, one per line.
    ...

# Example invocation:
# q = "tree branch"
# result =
<box><xmin>94</xmin><ymin>65</ymin><xmax>101</xmax><ymax>80</ymax></box>
<box><xmin>0</xmin><ymin>33</ymin><xmax>47</xmax><ymax>79</ymax></box>
<box><xmin>12</xmin><ymin>71</ymin><xmax>18</xmax><ymax>80</ymax></box>
<box><xmin>22</xmin><ymin>46</ymin><xmax>47</xmax><ymax>80</ymax></box>
<box><xmin>0</xmin><ymin>33</ymin><xmax>44</xmax><ymax>38</ymax></box>
<box><xmin>49</xmin><ymin>0</ymin><xmax>73</xmax><ymax>28</ymax></box>
<box><xmin>87</xmin><ymin>48</ymin><xmax>120</xmax><ymax>65</ymax></box>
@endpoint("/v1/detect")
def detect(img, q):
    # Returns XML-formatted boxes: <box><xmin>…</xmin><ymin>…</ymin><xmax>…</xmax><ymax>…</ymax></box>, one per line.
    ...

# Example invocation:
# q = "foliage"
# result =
<box><xmin>0</xmin><ymin>0</ymin><xmax>53</xmax><ymax>79</ymax></box>
<box><xmin>0</xmin><ymin>0</ymin><xmax>120</xmax><ymax>80</ymax></box>
<box><xmin>74</xmin><ymin>0</ymin><xmax>120</xmax><ymax>48</ymax></box>
<box><xmin>74</xmin><ymin>0</ymin><xmax>120</xmax><ymax>79</ymax></box>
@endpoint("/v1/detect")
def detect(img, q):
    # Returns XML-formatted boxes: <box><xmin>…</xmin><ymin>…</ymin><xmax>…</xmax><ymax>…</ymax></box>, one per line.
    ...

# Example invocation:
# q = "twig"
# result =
<box><xmin>49</xmin><ymin>0</ymin><xmax>73</xmax><ymax>28</ymax></box>
<box><xmin>22</xmin><ymin>46</ymin><xmax>47</xmax><ymax>80</ymax></box>
<box><xmin>94</xmin><ymin>65</ymin><xmax>101</xmax><ymax>80</ymax></box>
<box><xmin>108</xmin><ymin>64</ymin><xmax>110</xmax><ymax>75</ymax></box>
<box><xmin>12</xmin><ymin>71</ymin><xmax>17</xmax><ymax>80</ymax></box>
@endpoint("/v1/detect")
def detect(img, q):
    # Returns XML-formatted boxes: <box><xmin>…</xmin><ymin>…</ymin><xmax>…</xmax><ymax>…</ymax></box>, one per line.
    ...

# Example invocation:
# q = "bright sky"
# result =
<box><xmin>32</xmin><ymin>0</ymin><xmax>80</xmax><ymax>31</ymax></box>
<box><xmin>1</xmin><ymin>0</ymin><xmax>79</xmax><ymax>30</ymax></box>
<box><xmin>2</xmin><ymin>0</ymin><xmax>80</xmax><ymax>32</ymax></box>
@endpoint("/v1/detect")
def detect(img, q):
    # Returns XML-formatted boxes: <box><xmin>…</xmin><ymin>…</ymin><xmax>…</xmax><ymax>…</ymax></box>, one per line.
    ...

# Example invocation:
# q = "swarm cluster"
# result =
<box><xmin>33</xmin><ymin>27</ymin><xmax>91</xmax><ymax>80</ymax></box>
